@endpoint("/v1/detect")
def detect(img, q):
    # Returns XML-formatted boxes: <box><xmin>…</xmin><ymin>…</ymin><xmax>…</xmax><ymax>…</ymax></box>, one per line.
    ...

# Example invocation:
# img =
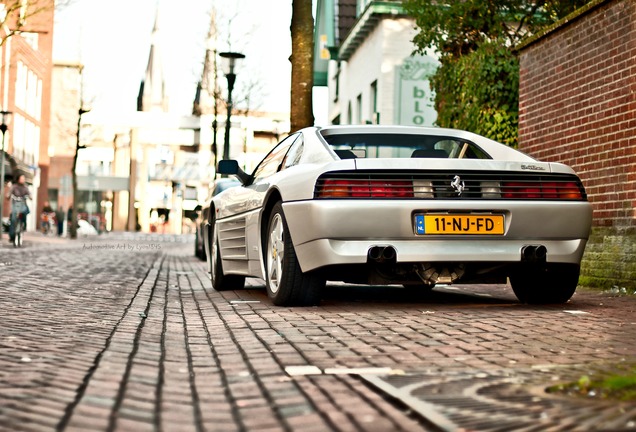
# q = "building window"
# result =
<box><xmin>14</xmin><ymin>61</ymin><xmax>42</xmax><ymax>121</ymax></box>
<box><xmin>370</xmin><ymin>80</ymin><xmax>378</xmax><ymax>124</ymax></box>
<box><xmin>333</xmin><ymin>63</ymin><xmax>341</xmax><ymax>102</ymax></box>
<box><xmin>356</xmin><ymin>93</ymin><xmax>362</xmax><ymax>124</ymax></box>
<box><xmin>347</xmin><ymin>102</ymin><xmax>352</xmax><ymax>125</ymax></box>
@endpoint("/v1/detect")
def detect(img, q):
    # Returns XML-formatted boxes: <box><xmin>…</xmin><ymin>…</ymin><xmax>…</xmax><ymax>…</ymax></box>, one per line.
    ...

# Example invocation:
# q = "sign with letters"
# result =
<box><xmin>395</xmin><ymin>55</ymin><xmax>438</xmax><ymax>126</ymax></box>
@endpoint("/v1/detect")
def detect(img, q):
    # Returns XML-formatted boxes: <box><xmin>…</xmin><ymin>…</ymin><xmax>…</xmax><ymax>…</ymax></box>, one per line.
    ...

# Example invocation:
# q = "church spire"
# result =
<box><xmin>137</xmin><ymin>5</ymin><xmax>169</xmax><ymax>112</ymax></box>
<box><xmin>193</xmin><ymin>7</ymin><xmax>219</xmax><ymax>116</ymax></box>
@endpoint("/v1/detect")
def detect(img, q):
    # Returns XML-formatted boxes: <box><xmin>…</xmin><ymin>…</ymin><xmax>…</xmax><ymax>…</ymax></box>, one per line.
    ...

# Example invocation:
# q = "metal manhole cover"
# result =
<box><xmin>361</xmin><ymin>366</ymin><xmax>636</xmax><ymax>431</ymax></box>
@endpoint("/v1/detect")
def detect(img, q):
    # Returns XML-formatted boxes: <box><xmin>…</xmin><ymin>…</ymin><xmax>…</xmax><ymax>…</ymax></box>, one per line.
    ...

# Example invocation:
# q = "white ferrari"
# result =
<box><xmin>203</xmin><ymin>125</ymin><xmax>592</xmax><ymax>306</ymax></box>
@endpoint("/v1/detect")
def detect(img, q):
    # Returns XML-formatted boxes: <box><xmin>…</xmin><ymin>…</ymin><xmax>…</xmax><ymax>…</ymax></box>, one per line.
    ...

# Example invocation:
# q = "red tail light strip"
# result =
<box><xmin>320</xmin><ymin>180</ymin><xmax>414</xmax><ymax>198</ymax></box>
<box><xmin>315</xmin><ymin>172</ymin><xmax>586</xmax><ymax>200</ymax></box>
<box><xmin>501</xmin><ymin>181</ymin><xmax>583</xmax><ymax>199</ymax></box>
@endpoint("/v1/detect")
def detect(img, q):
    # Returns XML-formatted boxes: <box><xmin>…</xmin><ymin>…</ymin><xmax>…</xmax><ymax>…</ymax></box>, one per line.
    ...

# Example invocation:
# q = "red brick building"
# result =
<box><xmin>518</xmin><ymin>0</ymin><xmax>636</xmax><ymax>288</ymax></box>
<box><xmin>0</xmin><ymin>0</ymin><xmax>55</xmax><ymax>226</ymax></box>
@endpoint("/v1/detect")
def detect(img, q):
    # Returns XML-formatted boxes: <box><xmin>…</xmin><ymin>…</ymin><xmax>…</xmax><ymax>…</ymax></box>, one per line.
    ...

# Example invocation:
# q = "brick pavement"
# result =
<box><xmin>1</xmin><ymin>233</ymin><xmax>636</xmax><ymax>431</ymax></box>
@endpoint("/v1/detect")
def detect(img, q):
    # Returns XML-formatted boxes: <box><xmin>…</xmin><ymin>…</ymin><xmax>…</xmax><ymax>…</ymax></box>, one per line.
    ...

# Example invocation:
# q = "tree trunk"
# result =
<box><xmin>69</xmin><ymin>109</ymin><xmax>83</xmax><ymax>239</ymax></box>
<box><xmin>290</xmin><ymin>0</ymin><xmax>314</xmax><ymax>132</ymax></box>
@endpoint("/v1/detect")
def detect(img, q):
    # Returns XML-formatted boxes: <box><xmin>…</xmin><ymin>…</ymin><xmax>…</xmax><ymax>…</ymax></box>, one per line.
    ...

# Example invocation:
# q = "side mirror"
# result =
<box><xmin>217</xmin><ymin>159</ymin><xmax>239</xmax><ymax>175</ymax></box>
<box><xmin>217</xmin><ymin>160</ymin><xmax>251</xmax><ymax>185</ymax></box>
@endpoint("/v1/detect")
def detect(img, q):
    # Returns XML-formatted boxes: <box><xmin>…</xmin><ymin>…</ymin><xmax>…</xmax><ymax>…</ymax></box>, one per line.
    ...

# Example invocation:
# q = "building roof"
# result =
<box><xmin>338</xmin><ymin>1</ymin><xmax>406</xmax><ymax>61</ymax></box>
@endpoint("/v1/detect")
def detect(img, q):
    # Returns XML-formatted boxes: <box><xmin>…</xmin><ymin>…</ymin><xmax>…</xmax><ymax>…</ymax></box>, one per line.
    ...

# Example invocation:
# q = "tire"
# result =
<box><xmin>14</xmin><ymin>219</ymin><xmax>23</xmax><ymax>248</ymax></box>
<box><xmin>265</xmin><ymin>202</ymin><xmax>324</xmax><ymax>306</ymax></box>
<box><xmin>194</xmin><ymin>229</ymin><xmax>205</xmax><ymax>260</ymax></box>
<box><xmin>510</xmin><ymin>264</ymin><xmax>580</xmax><ymax>304</ymax></box>
<box><xmin>209</xmin><ymin>220</ymin><xmax>245</xmax><ymax>291</ymax></box>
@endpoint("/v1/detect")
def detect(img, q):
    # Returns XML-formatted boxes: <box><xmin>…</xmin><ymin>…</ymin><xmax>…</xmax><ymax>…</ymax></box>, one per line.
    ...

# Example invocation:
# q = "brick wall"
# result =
<box><xmin>518</xmin><ymin>0</ymin><xmax>636</xmax><ymax>289</ymax></box>
<box><xmin>519</xmin><ymin>0</ymin><xmax>636</xmax><ymax>227</ymax></box>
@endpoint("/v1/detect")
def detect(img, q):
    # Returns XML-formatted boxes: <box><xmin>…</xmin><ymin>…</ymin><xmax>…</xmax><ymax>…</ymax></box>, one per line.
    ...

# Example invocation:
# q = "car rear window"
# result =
<box><xmin>323</xmin><ymin>134</ymin><xmax>490</xmax><ymax>160</ymax></box>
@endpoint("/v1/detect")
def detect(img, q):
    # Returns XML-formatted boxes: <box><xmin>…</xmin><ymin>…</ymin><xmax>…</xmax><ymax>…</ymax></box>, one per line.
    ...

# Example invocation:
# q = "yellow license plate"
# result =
<box><xmin>415</xmin><ymin>214</ymin><xmax>504</xmax><ymax>235</ymax></box>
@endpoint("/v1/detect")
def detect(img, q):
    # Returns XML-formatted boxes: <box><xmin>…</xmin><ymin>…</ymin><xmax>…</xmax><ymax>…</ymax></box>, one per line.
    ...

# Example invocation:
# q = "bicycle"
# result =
<box><xmin>12</xmin><ymin>211</ymin><xmax>25</xmax><ymax>247</ymax></box>
<box><xmin>9</xmin><ymin>195</ymin><xmax>28</xmax><ymax>248</ymax></box>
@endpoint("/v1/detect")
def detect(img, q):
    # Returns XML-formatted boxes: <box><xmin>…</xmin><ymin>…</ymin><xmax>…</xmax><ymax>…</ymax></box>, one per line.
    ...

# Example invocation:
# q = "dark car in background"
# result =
<box><xmin>194</xmin><ymin>178</ymin><xmax>240</xmax><ymax>260</ymax></box>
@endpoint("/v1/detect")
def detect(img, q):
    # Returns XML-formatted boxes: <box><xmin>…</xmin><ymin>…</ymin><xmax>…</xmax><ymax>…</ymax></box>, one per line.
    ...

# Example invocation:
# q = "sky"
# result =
<box><xmin>53</xmin><ymin>0</ymin><xmax>298</xmax><ymax>117</ymax></box>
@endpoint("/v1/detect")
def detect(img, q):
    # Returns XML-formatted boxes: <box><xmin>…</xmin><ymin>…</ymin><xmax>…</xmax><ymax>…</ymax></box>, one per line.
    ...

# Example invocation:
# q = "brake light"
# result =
<box><xmin>319</xmin><ymin>180</ymin><xmax>414</xmax><ymax>198</ymax></box>
<box><xmin>559</xmin><ymin>182</ymin><xmax>583</xmax><ymax>199</ymax></box>
<box><xmin>502</xmin><ymin>181</ymin><xmax>582</xmax><ymax>199</ymax></box>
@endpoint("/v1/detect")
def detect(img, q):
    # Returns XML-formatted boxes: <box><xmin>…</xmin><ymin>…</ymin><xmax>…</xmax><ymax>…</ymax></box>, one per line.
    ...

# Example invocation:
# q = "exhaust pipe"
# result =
<box><xmin>368</xmin><ymin>246</ymin><xmax>383</xmax><ymax>261</ymax></box>
<box><xmin>535</xmin><ymin>245</ymin><xmax>547</xmax><ymax>260</ymax></box>
<box><xmin>521</xmin><ymin>245</ymin><xmax>547</xmax><ymax>263</ymax></box>
<box><xmin>368</xmin><ymin>246</ymin><xmax>397</xmax><ymax>263</ymax></box>
<box><xmin>382</xmin><ymin>246</ymin><xmax>396</xmax><ymax>261</ymax></box>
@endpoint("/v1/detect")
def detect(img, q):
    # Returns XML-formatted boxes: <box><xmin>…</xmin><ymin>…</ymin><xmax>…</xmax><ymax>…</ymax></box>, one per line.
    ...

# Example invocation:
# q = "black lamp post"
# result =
<box><xmin>219</xmin><ymin>51</ymin><xmax>245</xmax><ymax>161</ymax></box>
<box><xmin>0</xmin><ymin>110</ymin><xmax>13</xmax><ymax>241</ymax></box>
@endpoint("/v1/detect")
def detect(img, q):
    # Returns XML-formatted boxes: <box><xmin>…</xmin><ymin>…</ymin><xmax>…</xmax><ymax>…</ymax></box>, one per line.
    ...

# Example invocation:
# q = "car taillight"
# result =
<box><xmin>318</xmin><ymin>180</ymin><xmax>414</xmax><ymax>198</ymax></box>
<box><xmin>320</xmin><ymin>180</ymin><xmax>350</xmax><ymax>197</ymax></box>
<box><xmin>502</xmin><ymin>181</ymin><xmax>583</xmax><ymax>199</ymax></box>
<box><xmin>558</xmin><ymin>182</ymin><xmax>584</xmax><ymax>199</ymax></box>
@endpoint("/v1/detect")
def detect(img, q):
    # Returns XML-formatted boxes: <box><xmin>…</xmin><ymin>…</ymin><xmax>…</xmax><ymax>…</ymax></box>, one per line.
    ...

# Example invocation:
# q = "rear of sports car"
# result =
<box><xmin>281</xmin><ymin>128</ymin><xmax>592</xmax><ymax>304</ymax></box>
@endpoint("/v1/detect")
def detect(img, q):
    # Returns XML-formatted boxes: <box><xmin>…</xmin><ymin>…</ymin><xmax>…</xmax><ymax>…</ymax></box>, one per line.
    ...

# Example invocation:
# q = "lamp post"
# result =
<box><xmin>0</xmin><ymin>110</ymin><xmax>12</xmax><ymax>241</ymax></box>
<box><xmin>219</xmin><ymin>51</ymin><xmax>245</xmax><ymax>161</ymax></box>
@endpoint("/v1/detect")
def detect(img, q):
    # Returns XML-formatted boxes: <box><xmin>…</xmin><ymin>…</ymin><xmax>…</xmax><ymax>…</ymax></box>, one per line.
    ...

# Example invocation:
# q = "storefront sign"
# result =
<box><xmin>395</xmin><ymin>56</ymin><xmax>438</xmax><ymax>126</ymax></box>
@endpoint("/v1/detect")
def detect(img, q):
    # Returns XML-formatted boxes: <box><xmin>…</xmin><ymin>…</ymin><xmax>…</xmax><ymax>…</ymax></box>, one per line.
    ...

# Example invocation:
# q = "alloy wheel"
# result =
<box><xmin>267</xmin><ymin>213</ymin><xmax>284</xmax><ymax>294</ymax></box>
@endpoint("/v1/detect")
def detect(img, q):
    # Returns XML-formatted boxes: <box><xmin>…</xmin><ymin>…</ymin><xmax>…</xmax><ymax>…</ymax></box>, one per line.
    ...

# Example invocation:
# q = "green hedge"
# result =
<box><xmin>432</xmin><ymin>41</ymin><xmax>519</xmax><ymax>147</ymax></box>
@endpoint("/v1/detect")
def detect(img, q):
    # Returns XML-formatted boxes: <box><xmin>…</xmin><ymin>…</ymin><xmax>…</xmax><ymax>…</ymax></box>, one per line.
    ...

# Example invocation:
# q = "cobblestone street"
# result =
<box><xmin>1</xmin><ymin>233</ymin><xmax>636</xmax><ymax>431</ymax></box>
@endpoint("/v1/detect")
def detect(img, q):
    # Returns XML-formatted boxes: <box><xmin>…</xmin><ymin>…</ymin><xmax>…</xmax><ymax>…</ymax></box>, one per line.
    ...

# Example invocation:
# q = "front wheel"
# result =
<box><xmin>209</xmin><ymin>221</ymin><xmax>245</xmax><ymax>291</ymax></box>
<box><xmin>510</xmin><ymin>264</ymin><xmax>580</xmax><ymax>304</ymax></box>
<box><xmin>265</xmin><ymin>202</ymin><xmax>324</xmax><ymax>306</ymax></box>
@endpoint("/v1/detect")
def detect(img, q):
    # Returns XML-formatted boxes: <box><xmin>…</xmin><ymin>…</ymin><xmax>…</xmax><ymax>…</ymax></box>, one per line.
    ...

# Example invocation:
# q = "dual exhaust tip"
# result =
<box><xmin>368</xmin><ymin>246</ymin><xmax>396</xmax><ymax>262</ymax></box>
<box><xmin>369</xmin><ymin>244</ymin><xmax>547</xmax><ymax>263</ymax></box>
<box><xmin>521</xmin><ymin>245</ymin><xmax>547</xmax><ymax>262</ymax></box>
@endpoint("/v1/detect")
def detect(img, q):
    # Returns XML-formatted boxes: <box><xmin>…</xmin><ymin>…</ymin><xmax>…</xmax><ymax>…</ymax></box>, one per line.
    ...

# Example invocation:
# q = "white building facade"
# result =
<box><xmin>315</xmin><ymin>0</ymin><xmax>438</xmax><ymax>127</ymax></box>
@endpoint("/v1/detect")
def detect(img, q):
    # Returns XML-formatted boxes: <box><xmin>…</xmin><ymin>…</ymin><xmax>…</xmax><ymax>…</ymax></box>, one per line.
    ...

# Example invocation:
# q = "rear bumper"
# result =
<box><xmin>282</xmin><ymin>199</ymin><xmax>592</xmax><ymax>273</ymax></box>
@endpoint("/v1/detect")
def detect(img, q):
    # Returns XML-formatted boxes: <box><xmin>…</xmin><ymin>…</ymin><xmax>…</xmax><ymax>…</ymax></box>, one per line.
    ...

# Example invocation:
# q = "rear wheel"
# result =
<box><xmin>266</xmin><ymin>202</ymin><xmax>324</xmax><ymax>306</ymax></box>
<box><xmin>510</xmin><ymin>264</ymin><xmax>579</xmax><ymax>304</ymax></box>
<box><xmin>14</xmin><ymin>217</ymin><xmax>23</xmax><ymax>248</ymax></box>
<box><xmin>209</xmin><ymin>220</ymin><xmax>245</xmax><ymax>291</ymax></box>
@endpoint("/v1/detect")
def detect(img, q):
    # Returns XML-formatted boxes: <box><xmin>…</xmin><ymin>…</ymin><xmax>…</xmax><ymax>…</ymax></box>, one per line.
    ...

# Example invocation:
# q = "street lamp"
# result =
<box><xmin>0</xmin><ymin>110</ymin><xmax>12</xmax><ymax>241</ymax></box>
<box><xmin>219</xmin><ymin>51</ymin><xmax>245</xmax><ymax>161</ymax></box>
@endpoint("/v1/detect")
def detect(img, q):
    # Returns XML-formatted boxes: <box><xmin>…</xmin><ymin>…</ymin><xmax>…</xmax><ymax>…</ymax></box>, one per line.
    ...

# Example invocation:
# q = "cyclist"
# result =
<box><xmin>6</xmin><ymin>174</ymin><xmax>32</xmax><ymax>243</ymax></box>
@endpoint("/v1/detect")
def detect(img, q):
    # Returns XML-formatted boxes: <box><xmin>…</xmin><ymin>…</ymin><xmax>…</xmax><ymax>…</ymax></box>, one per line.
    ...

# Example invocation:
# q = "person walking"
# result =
<box><xmin>55</xmin><ymin>206</ymin><xmax>65</xmax><ymax>236</ymax></box>
<box><xmin>6</xmin><ymin>174</ymin><xmax>32</xmax><ymax>243</ymax></box>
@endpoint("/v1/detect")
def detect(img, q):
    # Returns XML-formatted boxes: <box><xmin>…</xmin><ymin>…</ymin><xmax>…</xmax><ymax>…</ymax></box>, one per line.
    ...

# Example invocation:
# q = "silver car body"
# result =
<box><xmin>204</xmin><ymin>125</ymin><xmax>592</xmax><ymax>297</ymax></box>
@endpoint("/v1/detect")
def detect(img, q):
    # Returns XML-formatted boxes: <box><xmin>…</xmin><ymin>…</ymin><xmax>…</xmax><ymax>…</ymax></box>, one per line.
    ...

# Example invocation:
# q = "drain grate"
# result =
<box><xmin>361</xmin><ymin>366</ymin><xmax>636</xmax><ymax>431</ymax></box>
